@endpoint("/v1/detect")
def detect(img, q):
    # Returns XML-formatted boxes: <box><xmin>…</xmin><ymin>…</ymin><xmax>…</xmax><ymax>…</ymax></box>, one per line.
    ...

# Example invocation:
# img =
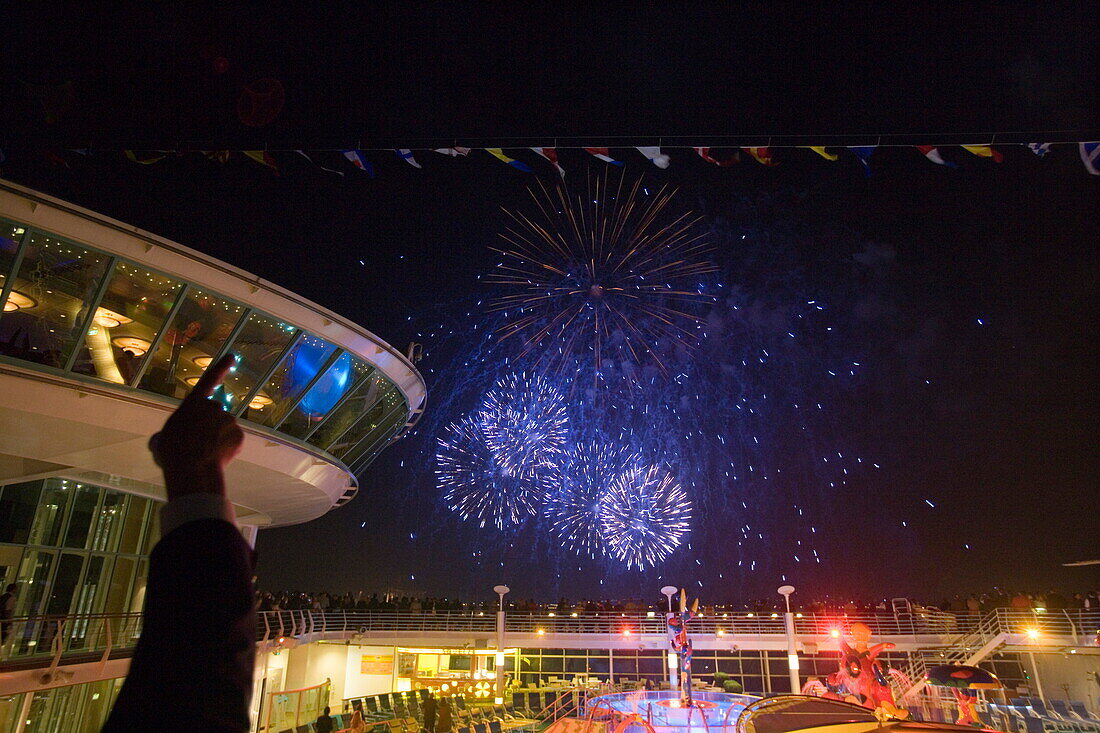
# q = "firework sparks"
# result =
<box><xmin>480</xmin><ymin>373</ymin><xmax>569</xmax><ymax>475</ymax></box>
<box><xmin>599</xmin><ymin>462</ymin><xmax>693</xmax><ymax>570</ymax></box>
<box><xmin>544</xmin><ymin>442</ymin><xmax>637</xmax><ymax>559</ymax></box>
<box><xmin>487</xmin><ymin>173</ymin><xmax>717</xmax><ymax>379</ymax></box>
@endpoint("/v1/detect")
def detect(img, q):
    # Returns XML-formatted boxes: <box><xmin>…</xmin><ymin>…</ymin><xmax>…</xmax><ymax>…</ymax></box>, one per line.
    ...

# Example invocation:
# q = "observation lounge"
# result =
<box><xmin>0</xmin><ymin>180</ymin><xmax>426</xmax><ymax>730</ymax></box>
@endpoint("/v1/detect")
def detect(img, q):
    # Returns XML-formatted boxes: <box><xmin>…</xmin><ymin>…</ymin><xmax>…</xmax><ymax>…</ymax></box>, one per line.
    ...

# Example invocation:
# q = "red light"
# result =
<box><xmin>829</xmin><ymin>629</ymin><xmax>840</xmax><ymax>638</ymax></box>
<box><xmin>622</xmin><ymin>628</ymin><xmax>632</xmax><ymax>636</ymax></box>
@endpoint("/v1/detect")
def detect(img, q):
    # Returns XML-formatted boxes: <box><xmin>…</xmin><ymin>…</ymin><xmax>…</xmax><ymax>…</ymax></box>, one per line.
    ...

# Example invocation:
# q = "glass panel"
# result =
<box><xmin>0</xmin><ymin>231</ymin><xmax>111</xmax><ymax>368</ymax></box>
<box><xmin>90</xmin><ymin>491</ymin><xmax>126</xmax><ymax>552</ymax></box>
<box><xmin>71</xmin><ymin>555</ymin><xmax>112</xmax><ymax>617</ymax></box>
<box><xmin>103</xmin><ymin>556</ymin><xmax>134</xmax><ymax>615</ymax></box>
<box><xmin>142</xmin><ymin>506</ymin><xmax>161</xmax><ymax>553</ymax></box>
<box><xmin>45</xmin><ymin>553</ymin><xmax>84</xmax><ymax>615</ymax></box>
<box><xmin>217</xmin><ymin>311</ymin><xmax>297</xmax><ymax>414</ymax></box>
<box><xmin>0</xmin><ymin>693</ymin><xmax>22</xmax><ymax>733</ymax></box>
<box><xmin>27</xmin><ymin>479</ymin><xmax>74</xmax><ymax>547</ymax></box>
<box><xmin>0</xmin><ymin>480</ymin><xmax>43</xmax><ymax>544</ymax></box>
<box><xmin>70</xmin><ymin>261</ymin><xmax>183</xmax><ymax>384</ymax></box>
<box><xmin>14</xmin><ymin>550</ymin><xmax>54</xmax><ymax>616</ymax></box>
<box><xmin>328</xmin><ymin>377</ymin><xmax>403</xmax><ymax>459</ymax></box>
<box><xmin>341</xmin><ymin>400</ymin><xmax>407</xmax><ymax>468</ymax></box>
<box><xmin>306</xmin><ymin>366</ymin><xmax>381</xmax><ymax>449</ymax></box>
<box><xmin>62</xmin><ymin>484</ymin><xmax>100</xmax><ymax>549</ymax></box>
<box><xmin>129</xmin><ymin>558</ymin><xmax>148</xmax><ymax>613</ymax></box>
<box><xmin>138</xmin><ymin>287</ymin><xmax>246</xmax><ymax>399</ymax></box>
<box><xmin>250</xmin><ymin>334</ymin><xmax>339</xmax><ymax>428</ymax></box>
<box><xmin>117</xmin><ymin>496</ymin><xmax>148</xmax><ymax>554</ymax></box>
<box><xmin>0</xmin><ymin>219</ymin><xmax>26</xmax><ymax>299</ymax></box>
<box><xmin>281</xmin><ymin>352</ymin><xmax>369</xmax><ymax>438</ymax></box>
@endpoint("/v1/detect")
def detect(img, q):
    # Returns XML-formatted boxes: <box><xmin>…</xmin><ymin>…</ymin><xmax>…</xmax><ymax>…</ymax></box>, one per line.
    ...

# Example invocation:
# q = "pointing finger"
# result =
<box><xmin>187</xmin><ymin>353</ymin><xmax>237</xmax><ymax>401</ymax></box>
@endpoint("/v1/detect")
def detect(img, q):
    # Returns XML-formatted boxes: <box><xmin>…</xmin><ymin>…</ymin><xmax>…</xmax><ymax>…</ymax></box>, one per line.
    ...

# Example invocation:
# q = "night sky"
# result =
<box><xmin>2</xmin><ymin>6</ymin><xmax>1096</xmax><ymax>603</ymax></box>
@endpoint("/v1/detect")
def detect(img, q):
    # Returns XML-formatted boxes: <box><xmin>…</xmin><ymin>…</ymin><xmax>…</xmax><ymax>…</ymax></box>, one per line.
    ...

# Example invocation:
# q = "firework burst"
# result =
<box><xmin>599</xmin><ymin>462</ymin><xmax>693</xmax><ymax>570</ymax></box>
<box><xmin>544</xmin><ymin>442</ymin><xmax>637</xmax><ymax>559</ymax></box>
<box><xmin>480</xmin><ymin>373</ymin><xmax>569</xmax><ymax>475</ymax></box>
<box><xmin>488</xmin><ymin>173</ymin><xmax>717</xmax><ymax>379</ymax></box>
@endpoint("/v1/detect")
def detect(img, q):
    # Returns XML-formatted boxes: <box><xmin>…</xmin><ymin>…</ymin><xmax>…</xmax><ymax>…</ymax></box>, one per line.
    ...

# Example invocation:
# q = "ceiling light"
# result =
<box><xmin>193</xmin><ymin>355</ymin><xmax>213</xmax><ymax>368</ymax></box>
<box><xmin>111</xmin><ymin>336</ymin><xmax>151</xmax><ymax>357</ymax></box>
<box><xmin>249</xmin><ymin>392</ymin><xmax>273</xmax><ymax>409</ymax></box>
<box><xmin>3</xmin><ymin>291</ymin><xmax>36</xmax><ymax>312</ymax></box>
<box><xmin>94</xmin><ymin>307</ymin><xmax>132</xmax><ymax>328</ymax></box>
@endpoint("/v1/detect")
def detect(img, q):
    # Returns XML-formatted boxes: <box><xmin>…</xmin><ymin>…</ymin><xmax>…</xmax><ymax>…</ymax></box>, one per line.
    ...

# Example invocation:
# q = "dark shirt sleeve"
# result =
<box><xmin>103</xmin><ymin>518</ymin><xmax>256</xmax><ymax>732</ymax></box>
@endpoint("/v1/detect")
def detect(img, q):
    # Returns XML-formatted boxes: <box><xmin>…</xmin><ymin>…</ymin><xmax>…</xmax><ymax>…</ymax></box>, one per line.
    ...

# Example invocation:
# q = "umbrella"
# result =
<box><xmin>925</xmin><ymin>665</ymin><xmax>1003</xmax><ymax>690</ymax></box>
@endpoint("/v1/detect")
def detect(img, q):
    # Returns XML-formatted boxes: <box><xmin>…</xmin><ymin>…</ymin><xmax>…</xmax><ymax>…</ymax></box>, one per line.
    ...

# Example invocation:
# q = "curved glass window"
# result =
<box><xmin>0</xmin><ymin>213</ymin><xmax>415</xmax><ymax>474</ymax></box>
<box><xmin>70</xmin><ymin>262</ymin><xmax>183</xmax><ymax>384</ymax></box>
<box><xmin>250</xmin><ymin>334</ymin><xmax>339</xmax><ymax>428</ymax></box>
<box><xmin>280</xmin><ymin>352</ymin><xmax>372</xmax><ymax>439</ymax></box>
<box><xmin>0</xmin><ymin>232</ymin><xmax>111</xmax><ymax>368</ymax></box>
<box><xmin>138</xmin><ymin>288</ymin><xmax>246</xmax><ymax>399</ymax></box>
<box><xmin>217</xmin><ymin>311</ymin><xmax>298</xmax><ymax>414</ymax></box>
<box><xmin>305</xmin><ymin>366</ymin><xmax>382</xmax><ymax>450</ymax></box>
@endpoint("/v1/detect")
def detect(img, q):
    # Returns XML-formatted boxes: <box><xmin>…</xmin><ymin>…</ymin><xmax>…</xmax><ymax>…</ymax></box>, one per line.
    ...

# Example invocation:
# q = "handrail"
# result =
<box><xmin>251</xmin><ymin>609</ymin><xmax>1100</xmax><ymax>641</ymax></box>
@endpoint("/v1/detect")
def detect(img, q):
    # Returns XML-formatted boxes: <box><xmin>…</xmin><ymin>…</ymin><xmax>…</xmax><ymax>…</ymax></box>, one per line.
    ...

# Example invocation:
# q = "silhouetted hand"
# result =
<box><xmin>149</xmin><ymin>354</ymin><xmax>244</xmax><ymax>500</ymax></box>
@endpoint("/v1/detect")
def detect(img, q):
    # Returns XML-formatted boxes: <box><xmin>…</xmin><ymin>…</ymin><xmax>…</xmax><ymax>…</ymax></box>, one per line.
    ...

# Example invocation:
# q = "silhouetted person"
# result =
<box><xmin>103</xmin><ymin>355</ymin><xmax>254</xmax><ymax>732</ymax></box>
<box><xmin>422</xmin><ymin>695</ymin><xmax>437</xmax><ymax>733</ymax></box>
<box><xmin>315</xmin><ymin>706</ymin><xmax>335</xmax><ymax>733</ymax></box>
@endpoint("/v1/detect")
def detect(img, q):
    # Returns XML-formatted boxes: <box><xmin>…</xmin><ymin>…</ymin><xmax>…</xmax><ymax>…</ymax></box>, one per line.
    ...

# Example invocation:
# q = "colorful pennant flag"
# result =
<box><xmin>584</xmin><ymin>147</ymin><xmax>623</xmax><ymax>165</ymax></box>
<box><xmin>1028</xmin><ymin>143</ymin><xmax>1052</xmax><ymax>157</ymax></box>
<box><xmin>961</xmin><ymin>145</ymin><xmax>1003</xmax><ymax>163</ymax></box>
<box><xmin>804</xmin><ymin>146</ymin><xmax>839</xmax><ymax>161</ymax></box>
<box><xmin>530</xmin><ymin>148</ymin><xmax>565</xmax><ymax>178</ymax></box>
<box><xmin>741</xmin><ymin>147</ymin><xmax>775</xmax><ymax>166</ymax></box>
<box><xmin>1080</xmin><ymin>142</ymin><xmax>1100</xmax><ymax>175</ymax></box>
<box><xmin>847</xmin><ymin>146</ymin><xmax>876</xmax><ymax>176</ymax></box>
<box><xmin>486</xmin><ymin>148</ymin><xmax>533</xmax><ymax>172</ymax></box>
<box><xmin>694</xmin><ymin>147</ymin><xmax>738</xmax><ymax>166</ymax></box>
<box><xmin>243</xmin><ymin>150</ymin><xmax>279</xmax><ymax>174</ymax></box>
<box><xmin>636</xmin><ymin>146</ymin><xmax>670</xmax><ymax>168</ymax></box>
<box><xmin>395</xmin><ymin>149</ymin><xmax>421</xmax><ymax>168</ymax></box>
<box><xmin>915</xmin><ymin>145</ymin><xmax>956</xmax><ymax>167</ymax></box>
<box><xmin>341</xmin><ymin>150</ymin><xmax>375</xmax><ymax>177</ymax></box>
<box><xmin>125</xmin><ymin>150</ymin><xmax>167</xmax><ymax>165</ymax></box>
<box><xmin>296</xmin><ymin>150</ymin><xmax>345</xmax><ymax>176</ymax></box>
<box><xmin>433</xmin><ymin>147</ymin><xmax>471</xmax><ymax>157</ymax></box>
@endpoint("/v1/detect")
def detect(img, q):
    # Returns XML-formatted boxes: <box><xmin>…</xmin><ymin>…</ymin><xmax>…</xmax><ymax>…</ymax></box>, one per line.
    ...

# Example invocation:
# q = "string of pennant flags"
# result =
<box><xmin>10</xmin><ymin>140</ymin><xmax>1098</xmax><ymax>177</ymax></box>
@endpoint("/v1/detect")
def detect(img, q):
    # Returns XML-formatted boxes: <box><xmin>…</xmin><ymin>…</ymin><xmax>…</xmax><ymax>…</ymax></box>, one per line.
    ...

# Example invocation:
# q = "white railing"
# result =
<box><xmin>0</xmin><ymin>612</ymin><xmax>144</xmax><ymax>667</ymax></box>
<box><xmin>253</xmin><ymin>608</ymin><xmax>979</xmax><ymax>639</ymax></box>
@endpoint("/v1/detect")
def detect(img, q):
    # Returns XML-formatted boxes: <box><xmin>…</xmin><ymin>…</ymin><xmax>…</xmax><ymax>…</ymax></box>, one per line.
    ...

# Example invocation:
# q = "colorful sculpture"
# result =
<box><xmin>821</xmin><ymin>622</ymin><xmax>908</xmax><ymax>719</ymax></box>
<box><xmin>667</xmin><ymin>588</ymin><xmax>699</xmax><ymax>707</ymax></box>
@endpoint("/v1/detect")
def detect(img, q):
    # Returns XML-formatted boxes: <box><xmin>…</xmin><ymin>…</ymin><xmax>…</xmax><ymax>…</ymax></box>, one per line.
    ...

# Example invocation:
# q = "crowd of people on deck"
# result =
<box><xmin>254</xmin><ymin>589</ymin><xmax>1100</xmax><ymax>615</ymax></box>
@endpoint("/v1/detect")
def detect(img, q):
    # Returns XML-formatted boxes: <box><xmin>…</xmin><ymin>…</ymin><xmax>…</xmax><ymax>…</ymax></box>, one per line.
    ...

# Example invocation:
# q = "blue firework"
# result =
<box><xmin>599</xmin><ymin>462</ymin><xmax>692</xmax><ymax>570</ymax></box>
<box><xmin>480</xmin><ymin>373</ymin><xmax>569</xmax><ymax>475</ymax></box>
<box><xmin>436</xmin><ymin>413</ymin><xmax>550</xmax><ymax>530</ymax></box>
<box><xmin>544</xmin><ymin>442</ymin><xmax>636</xmax><ymax>559</ymax></box>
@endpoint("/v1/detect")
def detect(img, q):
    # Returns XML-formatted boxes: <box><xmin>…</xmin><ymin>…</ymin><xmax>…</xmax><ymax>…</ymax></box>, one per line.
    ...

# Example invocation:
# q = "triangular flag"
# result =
<box><xmin>694</xmin><ymin>147</ymin><xmax>738</xmax><ymax>166</ymax></box>
<box><xmin>1080</xmin><ymin>142</ymin><xmax>1100</xmax><ymax>175</ymax></box>
<box><xmin>915</xmin><ymin>145</ymin><xmax>956</xmax><ymax>167</ymax></box>
<box><xmin>847</xmin><ymin>146</ymin><xmax>876</xmax><ymax>176</ymax></box>
<box><xmin>584</xmin><ymin>147</ymin><xmax>623</xmax><ymax>165</ymax></box>
<box><xmin>961</xmin><ymin>145</ymin><xmax>1003</xmax><ymax>163</ymax></box>
<box><xmin>395</xmin><ymin>149</ymin><xmax>421</xmax><ymax>168</ymax></box>
<box><xmin>296</xmin><ymin>150</ymin><xmax>345</xmax><ymax>176</ymax></box>
<box><xmin>636</xmin><ymin>146</ymin><xmax>670</xmax><ymax>168</ymax></box>
<box><xmin>433</xmin><ymin>147</ymin><xmax>471</xmax><ymax>157</ymax></box>
<box><xmin>486</xmin><ymin>148</ymin><xmax>533</xmax><ymax>172</ymax></box>
<box><xmin>243</xmin><ymin>150</ymin><xmax>279</xmax><ymax>174</ymax></box>
<box><xmin>125</xmin><ymin>150</ymin><xmax>167</xmax><ymax>165</ymax></box>
<box><xmin>741</xmin><ymin>147</ymin><xmax>775</xmax><ymax>166</ymax></box>
<box><xmin>1028</xmin><ymin>143</ymin><xmax>1052</xmax><ymax>157</ymax></box>
<box><xmin>530</xmin><ymin>148</ymin><xmax>565</xmax><ymax>178</ymax></box>
<box><xmin>805</xmin><ymin>146</ymin><xmax>839</xmax><ymax>161</ymax></box>
<box><xmin>341</xmin><ymin>150</ymin><xmax>375</xmax><ymax>177</ymax></box>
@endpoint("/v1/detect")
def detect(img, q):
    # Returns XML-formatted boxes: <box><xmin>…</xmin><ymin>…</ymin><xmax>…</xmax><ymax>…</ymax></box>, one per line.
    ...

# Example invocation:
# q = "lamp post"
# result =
<box><xmin>778</xmin><ymin>585</ymin><xmax>800</xmax><ymax>693</ymax></box>
<box><xmin>493</xmin><ymin>585</ymin><xmax>510</xmax><ymax>705</ymax></box>
<box><xmin>661</xmin><ymin>586</ymin><xmax>679</xmax><ymax>690</ymax></box>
